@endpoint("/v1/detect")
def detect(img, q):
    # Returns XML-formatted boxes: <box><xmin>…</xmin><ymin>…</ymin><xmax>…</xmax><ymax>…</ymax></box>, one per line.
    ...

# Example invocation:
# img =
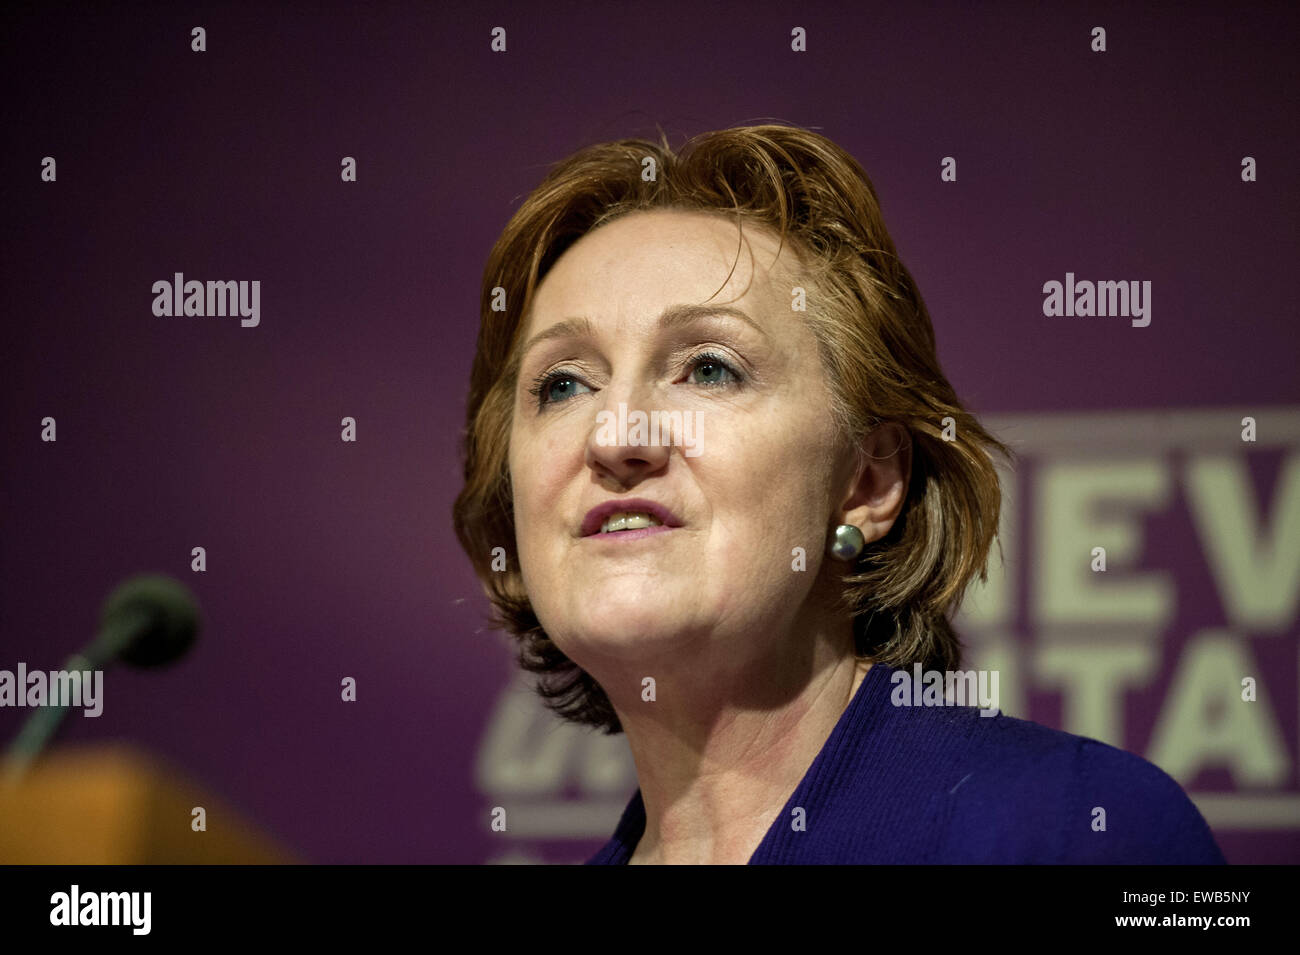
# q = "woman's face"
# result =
<box><xmin>508</xmin><ymin>208</ymin><xmax>857</xmax><ymax>673</ymax></box>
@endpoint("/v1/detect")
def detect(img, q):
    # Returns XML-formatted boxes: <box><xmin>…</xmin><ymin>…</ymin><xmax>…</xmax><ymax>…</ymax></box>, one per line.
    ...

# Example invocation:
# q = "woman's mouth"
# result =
<box><xmin>589</xmin><ymin>525</ymin><xmax>674</xmax><ymax>542</ymax></box>
<box><xmin>598</xmin><ymin>511</ymin><xmax>663</xmax><ymax>534</ymax></box>
<box><xmin>589</xmin><ymin>511</ymin><xmax>675</xmax><ymax>542</ymax></box>
<box><xmin>580</xmin><ymin>498</ymin><xmax>683</xmax><ymax>537</ymax></box>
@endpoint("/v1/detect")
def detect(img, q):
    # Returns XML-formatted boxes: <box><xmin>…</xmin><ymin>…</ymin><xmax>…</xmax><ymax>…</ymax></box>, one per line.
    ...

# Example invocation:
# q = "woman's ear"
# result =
<box><xmin>835</xmin><ymin>423</ymin><xmax>912</xmax><ymax>545</ymax></box>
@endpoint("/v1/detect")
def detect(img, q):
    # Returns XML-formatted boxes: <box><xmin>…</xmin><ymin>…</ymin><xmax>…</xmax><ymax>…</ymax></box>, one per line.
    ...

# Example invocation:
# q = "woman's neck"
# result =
<box><xmin>621</xmin><ymin>652</ymin><xmax>872</xmax><ymax>865</ymax></box>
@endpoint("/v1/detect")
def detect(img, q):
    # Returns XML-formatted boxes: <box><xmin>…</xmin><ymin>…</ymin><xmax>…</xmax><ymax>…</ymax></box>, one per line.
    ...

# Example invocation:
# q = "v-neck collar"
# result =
<box><xmin>586</xmin><ymin>661</ymin><xmax>892</xmax><ymax>864</ymax></box>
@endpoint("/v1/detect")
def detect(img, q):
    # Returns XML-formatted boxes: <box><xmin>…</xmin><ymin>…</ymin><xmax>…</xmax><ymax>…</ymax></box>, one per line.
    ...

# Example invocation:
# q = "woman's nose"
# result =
<box><xmin>583</xmin><ymin>386</ymin><xmax>672</xmax><ymax>483</ymax></box>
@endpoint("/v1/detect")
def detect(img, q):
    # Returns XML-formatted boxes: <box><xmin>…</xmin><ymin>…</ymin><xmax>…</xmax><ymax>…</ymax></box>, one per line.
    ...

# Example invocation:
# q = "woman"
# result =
<box><xmin>453</xmin><ymin>124</ymin><xmax>1224</xmax><ymax>865</ymax></box>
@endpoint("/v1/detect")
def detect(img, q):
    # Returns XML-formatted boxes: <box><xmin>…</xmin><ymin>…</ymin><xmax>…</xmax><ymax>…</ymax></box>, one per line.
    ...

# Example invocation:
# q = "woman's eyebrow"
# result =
<box><xmin>519</xmin><ymin>304</ymin><xmax>770</xmax><ymax>359</ymax></box>
<box><xmin>660</xmin><ymin>304</ymin><xmax>770</xmax><ymax>342</ymax></box>
<box><xmin>519</xmin><ymin>316</ymin><xmax>596</xmax><ymax>358</ymax></box>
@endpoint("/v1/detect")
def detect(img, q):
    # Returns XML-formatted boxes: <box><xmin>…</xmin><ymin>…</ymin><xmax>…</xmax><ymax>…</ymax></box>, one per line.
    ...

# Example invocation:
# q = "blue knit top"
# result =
<box><xmin>586</xmin><ymin>661</ymin><xmax>1225</xmax><ymax>864</ymax></box>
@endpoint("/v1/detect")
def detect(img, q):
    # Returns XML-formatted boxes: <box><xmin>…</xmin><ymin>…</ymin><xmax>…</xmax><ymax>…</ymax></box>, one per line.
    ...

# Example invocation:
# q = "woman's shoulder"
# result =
<box><xmin>865</xmin><ymin>700</ymin><xmax>1226</xmax><ymax>863</ymax></box>
<box><xmin>1049</xmin><ymin>727</ymin><xmax>1225</xmax><ymax>864</ymax></box>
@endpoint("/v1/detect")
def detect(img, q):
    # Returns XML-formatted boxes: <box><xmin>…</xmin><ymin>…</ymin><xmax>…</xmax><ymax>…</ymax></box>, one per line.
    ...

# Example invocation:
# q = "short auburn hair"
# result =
<box><xmin>453</xmin><ymin>123</ymin><xmax>1014</xmax><ymax>735</ymax></box>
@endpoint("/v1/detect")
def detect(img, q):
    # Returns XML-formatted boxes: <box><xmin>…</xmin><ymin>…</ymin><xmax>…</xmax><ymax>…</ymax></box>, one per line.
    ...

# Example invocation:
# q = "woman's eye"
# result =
<box><xmin>535</xmin><ymin>374</ymin><xmax>591</xmax><ymax>407</ymax></box>
<box><xmin>530</xmin><ymin>353</ymin><xmax>740</xmax><ymax>410</ymax></box>
<box><xmin>546</xmin><ymin>377</ymin><xmax>588</xmax><ymax>403</ymax></box>
<box><xmin>687</xmin><ymin>354</ymin><xmax>740</xmax><ymax>386</ymax></box>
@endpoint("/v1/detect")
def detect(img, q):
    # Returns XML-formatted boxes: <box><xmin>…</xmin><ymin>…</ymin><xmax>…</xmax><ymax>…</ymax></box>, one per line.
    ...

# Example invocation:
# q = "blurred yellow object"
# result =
<box><xmin>0</xmin><ymin>743</ymin><xmax>297</xmax><ymax>863</ymax></box>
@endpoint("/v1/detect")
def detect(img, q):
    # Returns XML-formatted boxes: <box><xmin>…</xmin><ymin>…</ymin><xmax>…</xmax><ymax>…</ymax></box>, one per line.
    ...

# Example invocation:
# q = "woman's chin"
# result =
<box><xmin>557</xmin><ymin>605</ymin><xmax>700</xmax><ymax>661</ymax></box>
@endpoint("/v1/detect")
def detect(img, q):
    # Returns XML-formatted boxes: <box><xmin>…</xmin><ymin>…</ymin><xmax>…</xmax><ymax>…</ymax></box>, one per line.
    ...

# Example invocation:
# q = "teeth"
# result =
<box><xmin>599</xmin><ymin>511</ymin><xmax>664</xmax><ymax>534</ymax></box>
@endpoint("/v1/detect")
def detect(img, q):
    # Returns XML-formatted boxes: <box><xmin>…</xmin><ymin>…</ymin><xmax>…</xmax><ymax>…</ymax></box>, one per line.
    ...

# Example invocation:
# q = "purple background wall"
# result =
<box><xmin>2</xmin><ymin>1</ymin><xmax>1297</xmax><ymax>863</ymax></box>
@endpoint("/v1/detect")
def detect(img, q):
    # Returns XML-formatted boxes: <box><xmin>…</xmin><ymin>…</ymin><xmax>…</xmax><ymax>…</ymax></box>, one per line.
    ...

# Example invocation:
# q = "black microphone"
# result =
<box><xmin>3</xmin><ymin>573</ymin><xmax>200</xmax><ymax>784</ymax></box>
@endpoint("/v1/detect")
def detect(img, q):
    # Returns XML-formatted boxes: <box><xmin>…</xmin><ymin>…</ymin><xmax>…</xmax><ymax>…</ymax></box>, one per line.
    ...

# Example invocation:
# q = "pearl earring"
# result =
<box><xmin>828</xmin><ymin>524</ymin><xmax>866</xmax><ymax>561</ymax></box>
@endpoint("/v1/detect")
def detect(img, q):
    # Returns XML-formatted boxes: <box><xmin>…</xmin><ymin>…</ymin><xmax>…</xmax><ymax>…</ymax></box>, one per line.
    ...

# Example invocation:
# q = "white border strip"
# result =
<box><xmin>1190</xmin><ymin>795</ymin><xmax>1300</xmax><ymax>830</ymax></box>
<box><xmin>982</xmin><ymin>406</ymin><xmax>1300</xmax><ymax>453</ymax></box>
